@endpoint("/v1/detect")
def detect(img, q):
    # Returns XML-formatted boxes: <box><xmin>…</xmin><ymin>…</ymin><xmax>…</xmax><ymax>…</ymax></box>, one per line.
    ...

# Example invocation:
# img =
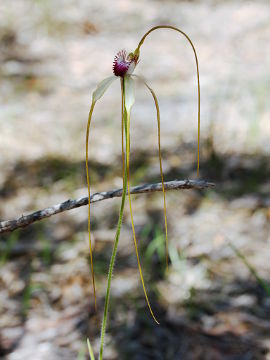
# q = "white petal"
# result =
<box><xmin>124</xmin><ymin>76</ymin><xmax>135</xmax><ymax>113</ymax></box>
<box><xmin>92</xmin><ymin>76</ymin><xmax>116</xmax><ymax>102</ymax></box>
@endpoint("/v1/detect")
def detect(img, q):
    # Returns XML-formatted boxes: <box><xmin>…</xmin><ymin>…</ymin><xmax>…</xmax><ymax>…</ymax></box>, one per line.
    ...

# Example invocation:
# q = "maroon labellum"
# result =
<box><xmin>113</xmin><ymin>50</ymin><xmax>138</xmax><ymax>77</ymax></box>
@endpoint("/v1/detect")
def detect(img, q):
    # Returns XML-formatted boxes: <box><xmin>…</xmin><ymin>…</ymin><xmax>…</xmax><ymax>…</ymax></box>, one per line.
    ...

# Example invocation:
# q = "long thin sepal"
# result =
<box><xmin>124</xmin><ymin>76</ymin><xmax>159</xmax><ymax>324</ymax></box>
<box><xmin>135</xmin><ymin>26</ymin><xmax>201</xmax><ymax>177</ymax></box>
<box><xmin>134</xmin><ymin>75</ymin><xmax>169</xmax><ymax>269</ymax></box>
<box><xmin>86</xmin><ymin>100</ymin><xmax>97</xmax><ymax>310</ymax></box>
<box><xmin>86</xmin><ymin>76</ymin><xmax>117</xmax><ymax>310</ymax></box>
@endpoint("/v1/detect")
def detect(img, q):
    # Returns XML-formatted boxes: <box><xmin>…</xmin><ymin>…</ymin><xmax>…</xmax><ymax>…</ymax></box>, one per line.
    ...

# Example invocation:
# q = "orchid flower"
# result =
<box><xmin>85</xmin><ymin>25</ymin><xmax>201</xmax><ymax>360</ymax></box>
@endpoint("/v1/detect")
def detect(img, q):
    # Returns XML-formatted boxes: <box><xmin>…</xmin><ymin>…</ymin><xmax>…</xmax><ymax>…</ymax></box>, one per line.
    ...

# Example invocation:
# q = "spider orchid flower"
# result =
<box><xmin>113</xmin><ymin>50</ymin><xmax>139</xmax><ymax>77</ymax></box>
<box><xmin>85</xmin><ymin>25</ymin><xmax>201</xmax><ymax>360</ymax></box>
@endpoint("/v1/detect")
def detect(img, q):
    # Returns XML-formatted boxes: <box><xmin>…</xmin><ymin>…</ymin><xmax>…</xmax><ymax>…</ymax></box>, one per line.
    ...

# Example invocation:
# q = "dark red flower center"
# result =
<box><xmin>113</xmin><ymin>50</ymin><xmax>138</xmax><ymax>77</ymax></box>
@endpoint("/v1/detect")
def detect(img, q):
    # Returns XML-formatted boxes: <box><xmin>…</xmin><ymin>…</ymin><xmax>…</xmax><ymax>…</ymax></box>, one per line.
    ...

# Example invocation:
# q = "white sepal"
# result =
<box><xmin>92</xmin><ymin>76</ymin><xmax>116</xmax><ymax>102</ymax></box>
<box><xmin>124</xmin><ymin>75</ymin><xmax>135</xmax><ymax>113</ymax></box>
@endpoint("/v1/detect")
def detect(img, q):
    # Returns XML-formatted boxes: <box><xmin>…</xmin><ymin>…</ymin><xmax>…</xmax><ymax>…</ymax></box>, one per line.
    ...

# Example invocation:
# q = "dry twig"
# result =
<box><xmin>0</xmin><ymin>179</ymin><xmax>214</xmax><ymax>234</ymax></box>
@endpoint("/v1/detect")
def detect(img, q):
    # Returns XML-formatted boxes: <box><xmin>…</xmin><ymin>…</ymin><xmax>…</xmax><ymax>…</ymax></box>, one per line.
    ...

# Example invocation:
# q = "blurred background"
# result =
<box><xmin>0</xmin><ymin>0</ymin><xmax>270</xmax><ymax>359</ymax></box>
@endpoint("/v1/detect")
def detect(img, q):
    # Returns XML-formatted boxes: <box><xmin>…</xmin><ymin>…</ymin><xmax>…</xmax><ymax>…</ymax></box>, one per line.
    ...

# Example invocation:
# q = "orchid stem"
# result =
<box><xmin>99</xmin><ymin>80</ymin><xmax>127</xmax><ymax>360</ymax></box>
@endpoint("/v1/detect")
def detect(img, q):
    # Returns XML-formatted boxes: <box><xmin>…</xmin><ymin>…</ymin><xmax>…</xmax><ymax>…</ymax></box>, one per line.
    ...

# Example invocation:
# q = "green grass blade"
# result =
<box><xmin>87</xmin><ymin>338</ymin><xmax>95</xmax><ymax>360</ymax></box>
<box><xmin>229</xmin><ymin>242</ymin><xmax>270</xmax><ymax>296</ymax></box>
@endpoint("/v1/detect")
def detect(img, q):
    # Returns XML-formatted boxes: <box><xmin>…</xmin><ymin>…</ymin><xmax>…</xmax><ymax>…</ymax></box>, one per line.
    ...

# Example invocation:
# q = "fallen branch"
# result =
<box><xmin>0</xmin><ymin>179</ymin><xmax>214</xmax><ymax>234</ymax></box>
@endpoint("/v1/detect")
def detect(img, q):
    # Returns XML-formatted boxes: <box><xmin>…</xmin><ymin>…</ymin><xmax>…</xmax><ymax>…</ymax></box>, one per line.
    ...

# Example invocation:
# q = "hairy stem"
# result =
<box><xmin>121</xmin><ymin>78</ymin><xmax>125</xmax><ymax>181</ymax></box>
<box><xmin>99</xmin><ymin>80</ymin><xmax>127</xmax><ymax>360</ymax></box>
<box><xmin>135</xmin><ymin>25</ymin><xmax>201</xmax><ymax>177</ymax></box>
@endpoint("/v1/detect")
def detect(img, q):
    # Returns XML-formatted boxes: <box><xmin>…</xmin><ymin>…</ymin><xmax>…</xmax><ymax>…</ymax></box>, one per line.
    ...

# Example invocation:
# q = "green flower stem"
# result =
<box><xmin>99</xmin><ymin>80</ymin><xmax>128</xmax><ymax>360</ymax></box>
